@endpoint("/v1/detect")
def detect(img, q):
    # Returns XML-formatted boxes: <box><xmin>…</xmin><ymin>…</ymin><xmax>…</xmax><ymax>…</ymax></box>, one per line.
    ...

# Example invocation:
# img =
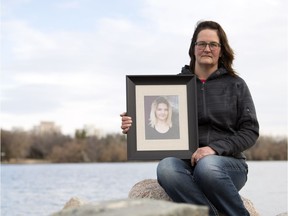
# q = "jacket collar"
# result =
<box><xmin>208</xmin><ymin>67</ymin><xmax>227</xmax><ymax>80</ymax></box>
<box><xmin>181</xmin><ymin>65</ymin><xmax>227</xmax><ymax>80</ymax></box>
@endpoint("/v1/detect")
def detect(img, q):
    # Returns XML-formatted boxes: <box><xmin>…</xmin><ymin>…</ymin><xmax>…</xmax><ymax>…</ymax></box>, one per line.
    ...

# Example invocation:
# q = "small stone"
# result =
<box><xmin>63</xmin><ymin>197</ymin><xmax>88</xmax><ymax>209</ymax></box>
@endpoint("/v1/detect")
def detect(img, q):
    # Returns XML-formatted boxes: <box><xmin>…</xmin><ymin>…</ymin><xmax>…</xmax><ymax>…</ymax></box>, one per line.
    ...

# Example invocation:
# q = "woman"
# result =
<box><xmin>145</xmin><ymin>96</ymin><xmax>179</xmax><ymax>139</ymax></box>
<box><xmin>121</xmin><ymin>20</ymin><xmax>259</xmax><ymax>215</ymax></box>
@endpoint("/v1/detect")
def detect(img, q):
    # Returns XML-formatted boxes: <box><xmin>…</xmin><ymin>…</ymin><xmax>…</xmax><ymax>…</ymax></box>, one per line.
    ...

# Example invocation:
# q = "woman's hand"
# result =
<box><xmin>191</xmin><ymin>146</ymin><xmax>216</xmax><ymax>166</ymax></box>
<box><xmin>120</xmin><ymin>112</ymin><xmax>132</xmax><ymax>134</ymax></box>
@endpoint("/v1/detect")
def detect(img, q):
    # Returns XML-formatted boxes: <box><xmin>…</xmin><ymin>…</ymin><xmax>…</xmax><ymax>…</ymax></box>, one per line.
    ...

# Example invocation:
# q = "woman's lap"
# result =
<box><xmin>157</xmin><ymin>155</ymin><xmax>249</xmax><ymax>216</ymax></box>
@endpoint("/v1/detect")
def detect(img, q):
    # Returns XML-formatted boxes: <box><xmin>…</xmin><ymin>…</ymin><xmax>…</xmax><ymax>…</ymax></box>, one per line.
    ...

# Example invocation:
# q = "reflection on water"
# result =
<box><xmin>1</xmin><ymin>161</ymin><xmax>287</xmax><ymax>216</ymax></box>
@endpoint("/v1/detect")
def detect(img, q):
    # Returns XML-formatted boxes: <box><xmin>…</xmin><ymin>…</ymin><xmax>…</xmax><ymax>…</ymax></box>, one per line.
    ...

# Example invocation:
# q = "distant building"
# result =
<box><xmin>11</xmin><ymin>126</ymin><xmax>25</xmax><ymax>132</ymax></box>
<box><xmin>32</xmin><ymin>121</ymin><xmax>61</xmax><ymax>135</ymax></box>
<box><xmin>76</xmin><ymin>124</ymin><xmax>105</xmax><ymax>138</ymax></box>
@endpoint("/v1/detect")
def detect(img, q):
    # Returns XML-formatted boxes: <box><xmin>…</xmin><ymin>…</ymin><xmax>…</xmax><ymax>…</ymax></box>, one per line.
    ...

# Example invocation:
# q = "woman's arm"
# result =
<box><xmin>209</xmin><ymin>80</ymin><xmax>259</xmax><ymax>156</ymax></box>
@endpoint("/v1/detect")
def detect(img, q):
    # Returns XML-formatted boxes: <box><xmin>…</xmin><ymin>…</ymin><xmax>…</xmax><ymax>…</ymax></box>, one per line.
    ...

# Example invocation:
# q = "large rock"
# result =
<box><xmin>128</xmin><ymin>179</ymin><xmax>260</xmax><ymax>216</ymax></box>
<box><xmin>52</xmin><ymin>198</ymin><xmax>208</xmax><ymax>216</ymax></box>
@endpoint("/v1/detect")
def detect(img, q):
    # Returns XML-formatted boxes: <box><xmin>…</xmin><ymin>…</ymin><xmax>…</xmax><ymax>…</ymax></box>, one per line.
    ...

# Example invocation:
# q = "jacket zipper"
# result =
<box><xmin>201</xmin><ymin>82</ymin><xmax>207</xmax><ymax>118</ymax></box>
<box><xmin>201</xmin><ymin>81</ymin><xmax>210</xmax><ymax>145</ymax></box>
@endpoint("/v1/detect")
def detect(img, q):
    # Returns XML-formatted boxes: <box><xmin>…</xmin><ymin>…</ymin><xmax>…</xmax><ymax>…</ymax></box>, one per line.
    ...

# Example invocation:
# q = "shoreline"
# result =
<box><xmin>1</xmin><ymin>159</ymin><xmax>287</xmax><ymax>165</ymax></box>
<box><xmin>1</xmin><ymin>159</ymin><xmax>52</xmax><ymax>164</ymax></box>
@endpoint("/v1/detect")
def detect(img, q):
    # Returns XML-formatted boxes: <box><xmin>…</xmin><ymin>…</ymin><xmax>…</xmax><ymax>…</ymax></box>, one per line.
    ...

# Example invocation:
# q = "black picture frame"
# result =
<box><xmin>126</xmin><ymin>75</ymin><xmax>198</xmax><ymax>160</ymax></box>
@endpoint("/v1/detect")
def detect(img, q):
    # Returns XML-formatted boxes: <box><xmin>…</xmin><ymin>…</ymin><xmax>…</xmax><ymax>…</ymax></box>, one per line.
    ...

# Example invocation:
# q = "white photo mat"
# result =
<box><xmin>135</xmin><ymin>85</ymin><xmax>189</xmax><ymax>151</ymax></box>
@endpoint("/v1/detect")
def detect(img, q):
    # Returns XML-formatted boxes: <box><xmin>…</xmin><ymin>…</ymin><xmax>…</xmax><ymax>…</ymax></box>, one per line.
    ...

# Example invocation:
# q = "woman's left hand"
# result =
<box><xmin>191</xmin><ymin>146</ymin><xmax>216</xmax><ymax>166</ymax></box>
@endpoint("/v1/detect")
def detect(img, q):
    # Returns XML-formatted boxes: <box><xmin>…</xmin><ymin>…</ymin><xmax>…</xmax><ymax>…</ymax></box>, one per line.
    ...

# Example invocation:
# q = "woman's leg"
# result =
<box><xmin>194</xmin><ymin>155</ymin><xmax>249</xmax><ymax>216</ymax></box>
<box><xmin>157</xmin><ymin>156</ymin><xmax>249</xmax><ymax>216</ymax></box>
<box><xmin>157</xmin><ymin>157</ymin><xmax>219</xmax><ymax>215</ymax></box>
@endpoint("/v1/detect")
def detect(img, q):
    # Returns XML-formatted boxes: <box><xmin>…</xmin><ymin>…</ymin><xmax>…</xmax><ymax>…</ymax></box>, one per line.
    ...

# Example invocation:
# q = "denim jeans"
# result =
<box><xmin>157</xmin><ymin>156</ymin><xmax>249</xmax><ymax>216</ymax></box>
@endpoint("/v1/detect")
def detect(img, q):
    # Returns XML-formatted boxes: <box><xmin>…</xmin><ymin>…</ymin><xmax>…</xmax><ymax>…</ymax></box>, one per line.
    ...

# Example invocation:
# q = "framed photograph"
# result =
<box><xmin>126</xmin><ymin>75</ymin><xmax>198</xmax><ymax>160</ymax></box>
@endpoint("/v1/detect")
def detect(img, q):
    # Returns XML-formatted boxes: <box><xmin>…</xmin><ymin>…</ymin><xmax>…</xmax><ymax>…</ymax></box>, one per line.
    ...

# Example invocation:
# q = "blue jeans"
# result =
<box><xmin>157</xmin><ymin>156</ymin><xmax>249</xmax><ymax>216</ymax></box>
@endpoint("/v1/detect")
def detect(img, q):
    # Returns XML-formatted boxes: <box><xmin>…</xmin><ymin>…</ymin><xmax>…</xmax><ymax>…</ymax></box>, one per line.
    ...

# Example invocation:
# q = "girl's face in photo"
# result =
<box><xmin>155</xmin><ymin>103</ymin><xmax>169</xmax><ymax>121</ymax></box>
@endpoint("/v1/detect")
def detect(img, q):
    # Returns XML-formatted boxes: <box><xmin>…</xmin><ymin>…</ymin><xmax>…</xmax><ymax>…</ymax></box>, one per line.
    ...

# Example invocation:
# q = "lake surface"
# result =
<box><xmin>1</xmin><ymin>161</ymin><xmax>287</xmax><ymax>216</ymax></box>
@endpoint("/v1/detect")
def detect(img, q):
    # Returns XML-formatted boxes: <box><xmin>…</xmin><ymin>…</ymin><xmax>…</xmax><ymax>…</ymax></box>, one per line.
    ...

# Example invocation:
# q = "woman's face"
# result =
<box><xmin>194</xmin><ymin>29</ymin><xmax>221</xmax><ymax>68</ymax></box>
<box><xmin>155</xmin><ymin>103</ymin><xmax>169</xmax><ymax>121</ymax></box>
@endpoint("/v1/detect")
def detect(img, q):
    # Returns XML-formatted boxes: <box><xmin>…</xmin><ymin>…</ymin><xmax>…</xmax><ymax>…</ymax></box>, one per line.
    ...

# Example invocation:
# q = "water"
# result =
<box><xmin>1</xmin><ymin>161</ymin><xmax>287</xmax><ymax>216</ymax></box>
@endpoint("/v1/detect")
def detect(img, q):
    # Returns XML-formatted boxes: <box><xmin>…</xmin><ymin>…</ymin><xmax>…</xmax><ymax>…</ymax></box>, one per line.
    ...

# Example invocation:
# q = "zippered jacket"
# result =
<box><xmin>180</xmin><ymin>65</ymin><xmax>259</xmax><ymax>159</ymax></box>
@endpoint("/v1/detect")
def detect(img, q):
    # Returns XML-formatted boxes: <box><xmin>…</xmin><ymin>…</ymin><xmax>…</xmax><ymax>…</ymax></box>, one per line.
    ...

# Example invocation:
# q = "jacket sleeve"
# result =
<box><xmin>209</xmin><ymin>79</ymin><xmax>259</xmax><ymax>156</ymax></box>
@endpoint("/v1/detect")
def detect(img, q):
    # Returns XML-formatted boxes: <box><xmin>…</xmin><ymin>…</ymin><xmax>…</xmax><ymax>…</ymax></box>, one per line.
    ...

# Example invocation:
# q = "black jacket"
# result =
<box><xmin>180</xmin><ymin>65</ymin><xmax>259</xmax><ymax>159</ymax></box>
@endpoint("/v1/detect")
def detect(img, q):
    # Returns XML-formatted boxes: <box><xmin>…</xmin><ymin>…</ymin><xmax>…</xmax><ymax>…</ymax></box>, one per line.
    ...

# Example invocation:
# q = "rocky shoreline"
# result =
<box><xmin>51</xmin><ymin>179</ymin><xmax>288</xmax><ymax>216</ymax></box>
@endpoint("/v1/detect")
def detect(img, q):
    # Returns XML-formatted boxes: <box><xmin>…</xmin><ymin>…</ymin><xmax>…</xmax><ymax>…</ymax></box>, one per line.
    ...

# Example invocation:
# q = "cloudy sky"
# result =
<box><xmin>1</xmin><ymin>0</ymin><xmax>287</xmax><ymax>136</ymax></box>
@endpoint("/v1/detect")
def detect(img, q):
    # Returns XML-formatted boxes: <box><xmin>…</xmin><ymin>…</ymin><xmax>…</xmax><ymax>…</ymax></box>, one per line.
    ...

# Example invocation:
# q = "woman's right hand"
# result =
<box><xmin>120</xmin><ymin>112</ymin><xmax>132</xmax><ymax>134</ymax></box>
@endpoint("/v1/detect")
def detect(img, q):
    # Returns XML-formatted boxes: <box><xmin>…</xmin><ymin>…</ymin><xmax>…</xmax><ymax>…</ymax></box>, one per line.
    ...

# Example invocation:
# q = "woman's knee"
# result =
<box><xmin>194</xmin><ymin>155</ymin><xmax>224</xmax><ymax>183</ymax></box>
<box><xmin>157</xmin><ymin>157</ymin><xmax>179</xmax><ymax>175</ymax></box>
<box><xmin>157</xmin><ymin>157</ymin><xmax>187</xmax><ymax>183</ymax></box>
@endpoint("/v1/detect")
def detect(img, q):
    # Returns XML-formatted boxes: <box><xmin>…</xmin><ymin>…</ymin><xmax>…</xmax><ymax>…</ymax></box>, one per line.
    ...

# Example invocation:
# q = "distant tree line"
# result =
<box><xmin>244</xmin><ymin>135</ymin><xmax>287</xmax><ymax>160</ymax></box>
<box><xmin>1</xmin><ymin>129</ymin><xmax>127</xmax><ymax>163</ymax></box>
<box><xmin>0</xmin><ymin>128</ymin><xmax>287</xmax><ymax>163</ymax></box>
